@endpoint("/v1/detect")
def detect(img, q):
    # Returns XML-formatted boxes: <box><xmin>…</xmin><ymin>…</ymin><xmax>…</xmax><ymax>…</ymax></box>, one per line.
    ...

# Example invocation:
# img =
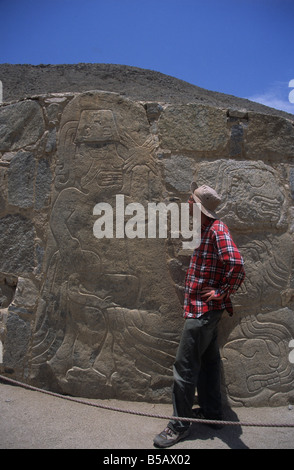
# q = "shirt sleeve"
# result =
<box><xmin>212</xmin><ymin>225</ymin><xmax>245</xmax><ymax>298</ymax></box>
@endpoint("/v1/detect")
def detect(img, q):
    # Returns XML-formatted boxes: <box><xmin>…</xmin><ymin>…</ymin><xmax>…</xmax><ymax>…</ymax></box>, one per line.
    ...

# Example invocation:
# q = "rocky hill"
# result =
<box><xmin>0</xmin><ymin>63</ymin><xmax>293</xmax><ymax>120</ymax></box>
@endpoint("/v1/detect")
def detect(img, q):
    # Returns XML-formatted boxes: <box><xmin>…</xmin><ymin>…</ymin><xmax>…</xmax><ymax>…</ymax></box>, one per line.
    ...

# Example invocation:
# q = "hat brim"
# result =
<box><xmin>192</xmin><ymin>193</ymin><xmax>218</xmax><ymax>219</ymax></box>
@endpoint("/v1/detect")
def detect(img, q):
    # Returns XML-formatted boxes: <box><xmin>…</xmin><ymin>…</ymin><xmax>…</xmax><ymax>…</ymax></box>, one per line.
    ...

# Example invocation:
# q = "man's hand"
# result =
<box><xmin>201</xmin><ymin>287</ymin><xmax>226</xmax><ymax>302</ymax></box>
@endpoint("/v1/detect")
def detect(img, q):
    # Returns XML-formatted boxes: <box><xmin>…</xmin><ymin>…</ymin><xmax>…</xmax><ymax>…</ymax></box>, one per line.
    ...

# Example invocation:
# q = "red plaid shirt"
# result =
<box><xmin>184</xmin><ymin>219</ymin><xmax>245</xmax><ymax>318</ymax></box>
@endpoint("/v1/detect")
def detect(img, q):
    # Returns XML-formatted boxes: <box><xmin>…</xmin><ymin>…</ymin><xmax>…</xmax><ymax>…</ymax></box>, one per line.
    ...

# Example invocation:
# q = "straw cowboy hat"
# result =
<box><xmin>190</xmin><ymin>182</ymin><xmax>221</xmax><ymax>219</ymax></box>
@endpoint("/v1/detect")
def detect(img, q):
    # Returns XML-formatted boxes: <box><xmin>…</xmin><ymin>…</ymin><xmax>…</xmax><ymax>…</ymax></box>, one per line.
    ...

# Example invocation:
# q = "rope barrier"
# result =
<box><xmin>1</xmin><ymin>374</ymin><xmax>294</xmax><ymax>428</ymax></box>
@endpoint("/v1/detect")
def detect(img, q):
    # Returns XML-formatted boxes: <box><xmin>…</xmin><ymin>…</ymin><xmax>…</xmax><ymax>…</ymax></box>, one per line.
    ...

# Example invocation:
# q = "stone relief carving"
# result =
<box><xmin>231</xmin><ymin>232</ymin><xmax>293</xmax><ymax>313</ymax></box>
<box><xmin>194</xmin><ymin>160</ymin><xmax>288</xmax><ymax>231</ymax></box>
<box><xmin>0</xmin><ymin>89</ymin><xmax>293</xmax><ymax>406</ymax></box>
<box><xmin>222</xmin><ymin>309</ymin><xmax>294</xmax><ymax>406</ymax></box>
<box><xmin>165</xmin><ymin>155</ymin><xmax>294</xmax><ymax>406</ymax></box>
<box><xmin>192</xmin><ymin>159</ymin><xmax>294</xmax><ymax>406</ymax></box>
<box><xmin>30</xmin><ymin>93</ymin><xmax>180</xmax><ymax>400</ymax></box>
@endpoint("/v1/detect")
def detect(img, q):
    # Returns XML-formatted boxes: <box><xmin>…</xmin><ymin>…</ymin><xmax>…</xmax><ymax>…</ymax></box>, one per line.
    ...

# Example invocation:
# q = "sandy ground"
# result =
<box><xmin>0</xmin><ymin>381</ymin><xmax>293</xmax><ymax>451</ymax></box>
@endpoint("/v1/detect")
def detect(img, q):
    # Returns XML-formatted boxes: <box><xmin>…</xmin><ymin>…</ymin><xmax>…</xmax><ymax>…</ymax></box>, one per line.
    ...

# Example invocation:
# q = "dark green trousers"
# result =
<box><xmin>169</xmin><ymin>310</ymin><xmax>223</xmax><ymax>432</ymax></box>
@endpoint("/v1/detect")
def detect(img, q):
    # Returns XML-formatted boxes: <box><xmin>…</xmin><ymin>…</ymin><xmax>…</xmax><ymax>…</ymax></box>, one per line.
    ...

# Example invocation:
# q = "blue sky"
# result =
<box><xmin>1</xmin><ymin>0</ymin><xmax>294</xmax><ymax>113</ymax></box>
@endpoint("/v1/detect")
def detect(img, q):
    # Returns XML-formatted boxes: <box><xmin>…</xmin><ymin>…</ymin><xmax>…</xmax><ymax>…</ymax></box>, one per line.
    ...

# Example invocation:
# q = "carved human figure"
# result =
<box><xmin>30</xmin><ymin>95</ymin><xmax>179</xmax><ymax>399</ymax></box>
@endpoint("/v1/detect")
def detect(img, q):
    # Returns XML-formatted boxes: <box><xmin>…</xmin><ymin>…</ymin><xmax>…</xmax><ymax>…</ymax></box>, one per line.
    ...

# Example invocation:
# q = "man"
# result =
<box><xmin>153</xmin><ymin>183</ymin><xmax>245</xmax><ymax>448</ymax></box>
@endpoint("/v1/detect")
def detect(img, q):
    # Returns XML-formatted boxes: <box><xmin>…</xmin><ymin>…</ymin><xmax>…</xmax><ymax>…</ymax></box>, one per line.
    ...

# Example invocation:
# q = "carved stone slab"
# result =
<box><xmin>0</xmin><ymin>90</ymin><xmax>294</xmax><ymax>406</ymax></box>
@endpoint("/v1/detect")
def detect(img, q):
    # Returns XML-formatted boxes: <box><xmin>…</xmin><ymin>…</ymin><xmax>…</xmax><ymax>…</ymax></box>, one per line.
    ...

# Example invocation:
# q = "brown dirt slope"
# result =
<box><xmin>0</xmin><ymin>63</ymin><xmax>293</xmax><ymax>120</ymax></box>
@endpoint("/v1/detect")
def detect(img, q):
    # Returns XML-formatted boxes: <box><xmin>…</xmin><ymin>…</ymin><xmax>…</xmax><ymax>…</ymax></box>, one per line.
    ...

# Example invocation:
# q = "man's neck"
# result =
<box><xmin>201</xmin><ymin>213</ymin><xmax>213</xmax><ymax>226</ymax></box>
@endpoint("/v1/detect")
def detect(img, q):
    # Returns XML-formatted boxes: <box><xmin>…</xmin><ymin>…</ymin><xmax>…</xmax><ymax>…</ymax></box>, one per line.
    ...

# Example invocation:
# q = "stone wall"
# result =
<box><xmin>0</xmin><ymin>87</ymin><xmax>294</xmax><ymax>406</ymax></box>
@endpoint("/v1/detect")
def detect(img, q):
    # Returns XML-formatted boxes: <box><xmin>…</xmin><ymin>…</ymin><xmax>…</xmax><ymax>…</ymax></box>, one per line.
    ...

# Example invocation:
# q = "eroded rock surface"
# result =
<box><xmin>0</xmin><ymin>69</ymin><xmax>293</xmax><ymax>405</ymax></box>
